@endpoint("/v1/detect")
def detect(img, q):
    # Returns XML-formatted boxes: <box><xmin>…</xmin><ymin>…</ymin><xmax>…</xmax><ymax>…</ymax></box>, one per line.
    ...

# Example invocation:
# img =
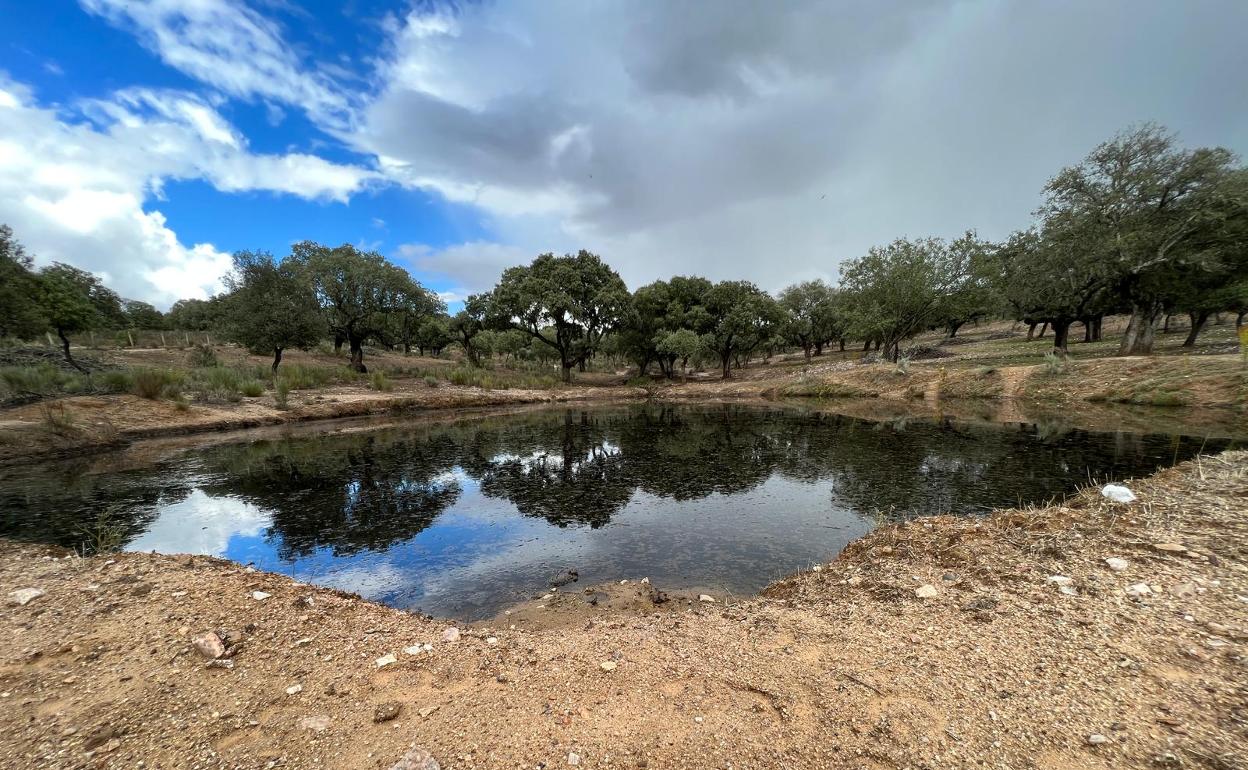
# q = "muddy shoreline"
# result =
<box><xmin>1</xmin><ymin>451</ymin><xmax>1245</xmax><ymax>768</ymax></box>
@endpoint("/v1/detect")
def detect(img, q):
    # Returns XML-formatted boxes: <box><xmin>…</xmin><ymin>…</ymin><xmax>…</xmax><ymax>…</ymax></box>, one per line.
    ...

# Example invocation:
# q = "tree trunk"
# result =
<box><xmin>1162</xmin><ymin>314</ymin><xmax>1172</xmax><ymax>333</ymax></box>
<box><xmin>945</xmin><ymin>321</ymin><xmax>963</xmax><ymax>339</ymax></box>
<box><xmin>720</xmin><ymin>352</ymin><xmax>732</xmax><ymax>379</ymax></box>
<box><xmin>578</xmin><ymin>359</ymin><xmax>587</xmax><ymax>373</ymax></box>
<box><xmin>1182</xmin><ymin>311</ymin><xmax>1210</xmax><ymax>348</ymax></box>
<box><xmin>862</xmin><ymin>339</ymin><xmax>871</xmax><ymax>352</ymax></box>
<box><xmin>561</xmin><ymin>363</ymin><xmax>574</xmax><ymax>383</ymax></box>
<box><xmin>1052</xmin><ymin>319</ymin><xmax>1071</xmax><ymax>355</ymax></box>
<box><xmin>1037</xmin><ymin>322</ymin><xmax>1048</xmax><ymax>338</ymax></box>
<box><xmin>1082</xmin><ymin>320</ymin><xmax>1094</xmax><ymax>343</ymax></box>
<box><xmin>348</xmin><ymin>337</ymin><xmax>367</xmax><ymax>372</ymax></box>
<box><xmin>1118</xmin><ymin>303</ymin><xmax>1159</xmax><ymax>356</ymax></box>
<box><xmin>271</xmin><ymin>347</ymin><xmax>283</xmax><ymax>373</ymax></box>
<box><xmin>57</xmin><ymin>328</ymin><xmax>87</xmax><ymax>373</ymax></box>
<box><xmin>814</xmin><ymin>341</ymin><xmax>824</xmax><ymax>356</ymax></box>
<box><xmin>1237</xmin><ymin>310</ymin><xmax>1246</xmax><ymax>329</ymax></box>
<box><xmin>839</xmin><ymin>338</ymin><xmax>846</xmax><ymax>352</ymax></box>
<box><xmin>1026</xmin><ymin>321</ymin><xmax>1037</xmax><ymax>341</ymax></box>
<box><xmin>1092</xmin><ymin>317</ymin><xmax>1103</xmax><ymax>342</ymax></box>
<box><xmin>333</xmin><ymin>334</ymin><xmax>344</xmax><ymax>353</ymax></box>
<box><xmin>802</xmin><ymin>343</ymin><xmax>812</xmax><ymax>362</ymax></box>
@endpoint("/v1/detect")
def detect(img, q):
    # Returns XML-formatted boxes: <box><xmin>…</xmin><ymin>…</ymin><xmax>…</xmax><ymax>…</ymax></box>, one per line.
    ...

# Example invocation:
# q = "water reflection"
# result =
<box><xmin>0</xmin><ymin>404</ymin><xmax>1231</xmax><ymax>618</ymax></box>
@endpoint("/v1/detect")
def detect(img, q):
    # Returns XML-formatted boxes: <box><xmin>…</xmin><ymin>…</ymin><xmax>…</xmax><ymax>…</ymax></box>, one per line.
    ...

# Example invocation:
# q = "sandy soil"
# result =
<box><xmin>1</xmin><ymin>452</ymin><xmax>1245</xmax><ymax>769</ymax></box>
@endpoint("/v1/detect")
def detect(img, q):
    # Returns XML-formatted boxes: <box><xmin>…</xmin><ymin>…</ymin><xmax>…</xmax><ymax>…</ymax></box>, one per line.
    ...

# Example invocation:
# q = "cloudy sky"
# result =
<box><xmin>2</xmin><ymin>1</ymin><xmax>1246</xmax><ymax>308</ymax></box>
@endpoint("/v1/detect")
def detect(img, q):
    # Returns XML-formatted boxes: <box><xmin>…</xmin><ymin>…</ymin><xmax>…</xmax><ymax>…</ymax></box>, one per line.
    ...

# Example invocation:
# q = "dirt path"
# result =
<box><xmin>1</xmin><ymin>452</ymin><xmax>1245</xmax><ymax>769</ymax></box>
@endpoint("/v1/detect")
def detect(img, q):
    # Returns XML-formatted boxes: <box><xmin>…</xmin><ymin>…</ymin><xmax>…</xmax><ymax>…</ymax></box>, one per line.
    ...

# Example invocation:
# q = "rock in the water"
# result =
<box><xmin>7</xmin><ymin>588</ymin><xmax>45</xmax><ymax>606</ymax></box>
<box><xmin>1100</xmin><ymin>484</ymin><xmax>1136</xmax><ymax>504</ymax></box>
<box><xmin>1105</xmin><ymin>557</ymin><xmax>1129</xmax><ymax>572</ymax></box>
<box><xmin>1087</xmin><ymin>733</ymin><xmax>1109</xmax><ymax>745</ymax></box>
<box><xmin>698</xmin><ymin>594</ymin><xmax>716</xmax><ymax>603</ymax></box>
<box><xmin>550</xmin><ymin>569</ymin><xmax>579</xmax><ymax>588</ymax></box>
<box><xmin>251</xmin><ymin>591</ymin><xmax>271</xmax><ymax>601</ymax></box>
<box><xmin>373</xmin><ymin>702</ymin><xmax>402</xmax><ymax>723</ymax></box>
<box><xmin>191</xmin><ymin>631</ymin><xmax>225</xmax><ymax>660</ymax></box>
<box><xmin>375</xmin><ymin>653</ymin><xmax>397</xmax><ymax>668</ymax></box>
<box><xmin>599</xmin><ymin>661</ymin><xmax>617</xmax><ymax>672</ymax></box>
<box><xmin>1153</xmin><ymin>542</ymin><xmax>1187</xmax><ymax>553</ymax></box>
<box><xmin>914</xmin><ymin>584</ymin><xmax>939</xmax><ymax>599</ymax></box>
<box><xmin>299</xmin><ymin>715</ymin><xmax>331</xmax><ymax>732</ymax></box>
<box><xmin>1125</xmin><ymin>583</ymin><xmax>1152</xmax><ymax>597</ymax></box>
<box><xmin>441</xmin><ymin>627</ymin><xmax>460</xmax><ymax>643</ymax></box>
<box><xmin>388</xmin><ymin>745</ymin><xmax>440</xmax><ymax>770</ymax></box>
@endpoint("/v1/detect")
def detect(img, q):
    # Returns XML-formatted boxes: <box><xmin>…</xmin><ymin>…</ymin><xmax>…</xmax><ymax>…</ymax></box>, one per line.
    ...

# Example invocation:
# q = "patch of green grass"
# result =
<box><xmin>130</xmin><ymin>368</ymin><xmax>183</xmax><ymax>400</ymax></box>
<box><xmin>240</xmin><ymin>380</ymin><xmax>265</xmax><ymax>397</ymax></box>
<box><xmin>445</xmin><ymin>366</ymin><xmax>559</xmax><ymax>390</ymax></box>
<box><xmin>273</xmin><ymin>378</ymin><xmax>291</xmax><ymax>409</ymax></box>
<box><xmin>369</xmin><ymin>370</ymin><xmax>394</xmax><ymax>391</ymax></box>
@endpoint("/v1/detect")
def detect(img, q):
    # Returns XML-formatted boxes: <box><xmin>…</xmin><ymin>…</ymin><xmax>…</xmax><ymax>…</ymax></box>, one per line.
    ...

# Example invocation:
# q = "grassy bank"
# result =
<box><xmin>0</xmin><ymin>451</ymin><xmax>1243</xmax><ymax>768</ymax></box>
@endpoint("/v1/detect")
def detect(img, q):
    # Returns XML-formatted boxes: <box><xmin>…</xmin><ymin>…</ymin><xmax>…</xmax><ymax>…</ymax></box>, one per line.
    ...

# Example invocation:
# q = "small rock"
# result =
<box><xmin>1104</xmin><ymin>557</ymin><xmax>1129</xmax><ymax>572</ymax></box>
<box><xmin>698</xmin><ymin>594</ymin><xmax>716</xmax><ymax>603</ymax></box>
<box><xmin>374</xmin><ymin>702</ymin><xmax>402</xmax><ymax>723</ymax></box>
<box><xmin>1125</xmin><ymin>583</ymin><xmax>1152</xmax><ymax>598</ymax></box>
<box><xmin>418</xmin><ymin>705</ymin><xmax>439</xmax><ymax>718</ymax></box>
<box><xmin>299</xmin><ymin>715</ymin><xmax>331</xmax><ymax>732</ymax></box>
<box><xmin>1100</xmin><ymin>484</ymin><xmax>1136</xmax><ymax>504</ymax></box>
<box><xmin>599</xmin><ymin>661</ymin><xmax>617</xmax><ymax>672</ymax></box>
<box><xmin>1087</xmin><ymin>733</ymin><xmax>1109</xmax><ymax>745</ymax></box>
<box><xmin>387</xmin><ymin>744</ymin><xmax>440</xmax><ymax>770</ymax></box>
<box><xmin>285</xmin><ymin>684</ymin><xmax>303</xmax><ymax>695</ymax></box>
<box><xmin>441</xmin><ymin>627</ymin><xmax>460</xmax><ymax>643</ymax></box>
<box><xmin>485</xmin><ymin>637</ymin><xmax>498</xmax><ymax>645</ymax></box>
<box><xmin>375</xmin><ymin>653</ymin><xmax>398</xmax><ymax>668</ymax></box>
<box><xmin>846</xmin><ymin>576</ymin><xmax>864</xmax><ymax>587</ymax></box>
<box><xmin>640</xmin><ymin>577</ymin><xmax>650</xmax><ymax>584</ymax></box>
<box><xmin>914</xmin><ymin>584</ymin><xmax>939</xmax><ymax>599</ymax></box>
<box><xmin>1172</xmin><ymin>582</ymin><xmax>1197</xmax><ymax>598</ymax></box>
<box><xmin>191</xmin><ymin>631</ymin><xmax>225</xmax><ymax>660</ymax></box>
<box><xmin>961</xmin><ymin>596</ymin><xmax>998</xmax><ymax>613</ymax></box>
<box><xmin>1059</xmin><ymin>586</ymin><xmax>1078</xmax><ymax>596</ymax></box>
<box><xmin>205</xmin><ymin>659</ymin><xmax>234</xmax><ymax>670</ymax></box>
<box><xmin>7</xmin><ymin>588</ymin><xmax>45</xmax><ymax>606</ymax></box>
<box><xmin>694</xmin><ymin>716</ymin><xmax>704</xmax><ymax>724</ymax></box>
<box><xmin>941</xmin><ymin>572</ymin><xmax>958</xmax><ymax>583</ymax></box>
<box><xmin>1153</xmin><ymin>543</ymin><xmax>1187</xmax><ymax>553</ymax></box>
<box><xmin>403</xmin><ymin>645</ymin><xmax>424</xmax><ymax>656</ymax></box>
<box><xmin>568</xmin><ymin>752</ymin><xmax>582</xmax><ymax>766</ymax></box>
<box><xmin>1046</xmin><ymin>575</ymin><xmax>1074</xmax><ymax>587</ymax></box>
<box><xmin>251</xmin><ymin>591</ymin><xmax>271</xmax><ymax>601</ymax></box>
<box><xmin>82</xmin><ymin>725</ymin><xmax>117</xmax><ymax>750</ymax></box>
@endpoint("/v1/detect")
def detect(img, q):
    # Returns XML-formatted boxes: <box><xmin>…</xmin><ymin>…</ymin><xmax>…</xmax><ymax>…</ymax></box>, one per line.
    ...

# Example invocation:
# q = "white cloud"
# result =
<box><xmin>80</xmin><ymin>0</ymin><xmax>350</xmax><ymax>126</ymax></box>
<box><xmin>396</xmin><ymin>241</ymin><xmax>533</xmax><ymax>296</ymax></box>
<box><xmin>0</xmin><ymin>79</ymin><xmax>375</xmax><ymax>305</ymax></box>
<box><xmin>129</xmin><ymin>488</ymin><xmax>269</xmax><ymax>556</ymax></box>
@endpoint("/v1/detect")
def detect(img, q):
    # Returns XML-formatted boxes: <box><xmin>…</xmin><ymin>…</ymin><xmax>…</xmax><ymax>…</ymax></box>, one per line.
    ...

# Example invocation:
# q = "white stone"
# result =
<box><xmin>7</xmin><ymin>588</ymin><xmax>45</xmax><ymax>606</ymax></box>
<box><xmin>486</xmin><ymin>637</ymin><xmax>498</xmax><ymax>645</ymax></box>
<box><xmin>567</xmin><ymin>752</ymin><xmax>581</xmax><ymax>766</ymax></box>
<box><xmin>285</xmin><ymin>684</ymin><xmax>303</xmax><ymax>695</ymax></box>
<box><xmin>1100</xmin><ymin>484</ymin><xmax>1136</xmax><ymax>504</ymax></box>
<box><xmin>1059</xmin><ymin>586</ymin><xmax>1078</xmax><ymax>596</ymax></box>
<box><xmin>1104</xmin><ymin>557</ymin><xmax>1129</xmax><ymax>572</ymax></box>
<box><xmin>251</xmin><ymin>591</ymin><xmax>271</xmax><ymax>601</ymax></box>
<box><xmin>191</xmin><ymin>631</ymin><xmax>225</xmax><ymax>659</ymax></box>
<box><xmin>299</xmin><ymin>715</ymin><xmax>331</xmax><ymax>732</ymax></box>
<box><xmin>403</xmin><ymin>645</ymin><xmax>424</xmax><ymax>656</ymax></box>
<box><xmin>914</xmin><ymin>584</ymin><xmax>939</xmax><ymax>599</ymax></box>
<box><xmin>698</xmin><ymin>594</ymin><xmax>716</xmax><ymax>603</ymax></box>
<box><xmin>441</xmin><ymin>627</ymin><xmax>460</xmax><ymax>643</ymax></box>
<box><xmin>599</xmin><ymin>661</ymin><xmax>617</xmax><ymax>672</ymax></box>
<box><xmin>375</xmin><ymin>653</ymin><xmax>398</xmax><ymax>668</ymax></box>
<box><xmin>1087</xmin><ymin>734</ymin><xmax>1109</xmax><ymax>745</ymax></box>
<box><xmin>1046</xmin><ymin>575</ymin><xmax>1074</xmax><ymax>586</ymax></box>
<box><xmin>1125</xmin><ymin>583</ymin><xmax>1152</xmax><ymax>597</ymax></box>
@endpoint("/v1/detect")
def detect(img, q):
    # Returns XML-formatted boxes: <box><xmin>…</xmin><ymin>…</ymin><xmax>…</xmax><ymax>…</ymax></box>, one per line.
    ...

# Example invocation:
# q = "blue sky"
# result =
<box><xmin>1</xmin><ymin>1</ymin><xmax>1245</xmax><ymax>308</ymax></box>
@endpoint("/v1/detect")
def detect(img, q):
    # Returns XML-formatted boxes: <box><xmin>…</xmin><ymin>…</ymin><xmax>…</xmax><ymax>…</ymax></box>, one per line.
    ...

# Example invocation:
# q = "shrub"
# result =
<box><xmin>274</xmin><ymin>378</ymin><xmax>291</xmax><ymax>410</ymax></box>
<box><xmin>894</xmin><ymin>355</ymin><xmax>911</xmax><ymax>376</ymax></box>
<box><xmin>370</xmin><ymin>370</ymin><xmax>393</xmax><ymax>391</ymax></box>
<box><xmin>1042</xmin><ymin>351</ymin><xmax>1068</xmax><ymax>375</ymax></box>
<box><xmin>240</xmin><ymin>380</ymin><xmax>265</xmax><ymax>397</ymax></box>
<box><xmin>131</xmin><ymin>368</ymin><xmax>181</xmax><ymax>400</ymax></box>
<box><xmin>39</xmin><ymin>402</ymin><xmax>80</xmax><ymax>437</ymax></box>
<box><xmin>423</xmin><ymin>375</ymin><xmax>440</xmax><ymax>388</ymax></box>
<box><xmin>186</xmin><ymin>344</ymin><xmax>219</xmax><ymax>368</ymax></box>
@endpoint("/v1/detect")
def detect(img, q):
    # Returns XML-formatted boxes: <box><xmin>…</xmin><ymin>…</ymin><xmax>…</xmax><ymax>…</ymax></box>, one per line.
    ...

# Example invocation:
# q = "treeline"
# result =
<box><xmin>2</xmin><ymin>124</ymin><xmax>1245</xmax><ymax>381</ymax></box>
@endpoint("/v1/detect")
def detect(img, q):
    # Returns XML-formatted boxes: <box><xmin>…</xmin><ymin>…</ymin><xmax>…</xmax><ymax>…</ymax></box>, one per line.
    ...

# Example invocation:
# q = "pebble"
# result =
<box><xmin>376</xmin><ymin>653</ymin><xmax>398</xmax><ymax>668</ymax></box>
<box><xmin>418</xmin><ymin>705</ymin><xmax>439</xmax><ymax>718</ymax></box>
<box><xmin>251</xmin><ymin>591</ymin><xmax>271</xmax><ymax>601</ymax></box>
<box><xmin>1105</xmin><ymin>557</ymin><xmax>1129</xmax><ymax>572</ymax></box>
<box><xmin>600</xmin><ymin>661</ymin><xmax>617</xmax><ymax>672</ymax></box>
<box><xmin>191</xmin><ymin>631</ymin><xmax>225</xmax><ymax>659</ymax></box>
<box><xmin>1087</xmin><ymin>733</ymin><xmax>1109</xmax><ymax>745</ymax></box>
<box><xmin>568</xmin><ymin>752</ymin><xmax>581</xmax><ymax>766</ymax></box>
<box><xmin>299</xmin><ymin>715</ymin><xmax>331</xmax><ymax>732</ymax></box>
<box><xmin>388</xmin><ymin>745</ymin><xmax>440</xmax><ymax>770</ymax></box>
<box><xmin>286</xmin><ymin>684</ymin><xmax>303</xmax><ymax>695</ymax></box>
<box><xmin>403</xmin><ymin>645</ymin><xmax>424</xmax><ymax>656</ymax></box>
<box><xmin>441</xmin><ymin>627</ymin><xmax>460</xmax><ymax>643</ymax></box>
<box><xmin>374</xmin><ymin>702</ymin><xmax>402</xmax><ymax>723</ymax></box>
<box><xmin>1153</xmin><ymin>543</ymin><xmax>1187</xmax><ymax>553</ymax></box>
<box><xmin>914</xmin><ymin>584</ymin><xmax>939</xmax><ymax>599</ymax></box>
<box><xmin>1046</xmin><ymin>575</ymin><xmax>1074</xmax><ymax>587</ymax></box>
<box><xmin>7</xmin><ymin>588</ymin><xmax>45</xmax><ymax>606</ymax></box>
<box><xmin>1125</xmin><ymin>583</ymin><xmax>1152</xmax><ymax>597</ymax></box>
<box><xmin>486</xmin><ymin>637</ymin><xmax>498</xmax><ymax>645</ymax></box>
<box><xmin>698</xmin><ymin>595</ymin><xmax>716</xmax><ymax>603</ymax></box>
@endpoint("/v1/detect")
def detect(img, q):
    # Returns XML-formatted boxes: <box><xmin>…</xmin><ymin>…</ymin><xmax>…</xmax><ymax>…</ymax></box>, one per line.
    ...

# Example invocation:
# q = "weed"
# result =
<box><xmin>186</xmin><ymin>344</ymin><xmax>219</xmax><ymax>368</ymax></box>
<box><xmin>39</xmin><ymin>402</ymin><xmax>80</xmax><ymax>437</ymax></box>
<box><xmin>131</xmin><ymin>368</ymin><xmax>182</xmax><ymax>400</ymax></box>
<box><xmin>370</xmin><ymin>370</ymin><xmax>394</xmax><ymax>391</ymax></box>
<box><xmin>77</xmin><ymin>505</ymin><xmax>126</xmax><ymax>555</ymax></box>
<box><xmin>274</xmin><ymin>378</ymin><xmax>291</xmax><ymax>409</ymax></box>
<box><xmin>894</xmin><ymin>355</ymin><xmax>911</xmax><ymax>376</ymax></box>
<box><xmin>1042</xmin><ymin>351</ymin><xmax>1069</xmax><ymax>375</ymax></box>
<box><xmin>423</xmin><ymin>375</ymin><xmax>440</xmax><ymax>388</ymax></box>
<box><xmin>240</xmin><ymin>380</ymin><xmax>265</xmax><ymax>397</ymax></box>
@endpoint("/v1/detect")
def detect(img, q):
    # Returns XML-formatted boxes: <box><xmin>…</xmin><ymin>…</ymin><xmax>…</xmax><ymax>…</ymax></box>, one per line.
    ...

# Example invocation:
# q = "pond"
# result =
<box><xmin>0</xmin><ymin>403</ymin><xmax>1233</xmax><ymax>619</ymax></box>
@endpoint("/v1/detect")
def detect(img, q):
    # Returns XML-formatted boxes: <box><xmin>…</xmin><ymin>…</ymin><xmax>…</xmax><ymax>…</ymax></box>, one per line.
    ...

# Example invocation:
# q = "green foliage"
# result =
<box><xmin>186</xmin><ymin>343</ymin><xmax>219</xmax><ymax>368</ymax></box>
<box><xmin>76</xmin><ymin>505</ymin><xmax>126</xmax><ymax>555</ymax></box>
<box><xmin>222</xmin><ymin>250</ymin><xmax>325</xmax><ymax>371</ymax></box>
<box><xmin>166</xmin><ymin>297</ymin><xmax>225</xmax><ymax>331</ymax></box>
<box><xmin>449</xmin><ymin>294</ymin><xmax>490</xmax><ymax>366</ymax></box>
<box><xmin>38</xmin><ymin>402</ymin><xmax>80</xmax><ymax>436</ymax></box>
<box><xmin>778</xmin><ymin>279</ymin><xmax>845</xmax><ymax>358</ymax></box>
<box><xmin>0</xmin><ymin>225</ymin><xmax>46</xmax><ymax>340</ymax></box>
<box><xmin>369</xmin><ymin>370</ymin><xmax>393</xmax><ymax>391</ymax></box>
<box><xmin>276</xmin><ymin>363</ymin><xmax>358</xmax><ymax>390</ymax></box>
<box><xmin>423</xmin><ymin>375</ymin><xmax>440</xmax><ymax>388</ymax></box>
<box><xmin>240</xmin><ymin>380</ymin><xmax>265</xmax><ymax>397</ymax></box>
<box><xmin>273</xmin><ymin>377</ymin><xmax>291</xmax><ymax>409</ymax></box>
<box><xmin>122</xmin><ymin>300</ymin><xmax>165</xmax><ymax>330</ymax></box>
<box><xmin>131</xmin><ymin>368</ymin><xmax>182</xmax><ymax>400</ymax></box>
<box><xmin>700</xmin><ymin>280</ymin><xmax>782</xmax><ymax>378</ymax></box>
<box><xmin>445</xmin><ymin>366</ymin><xmax>559</xmax><ymax>390</ymax></box>
<box><xmin>488</xmin><ymin>250</ymin><xmax>631</xmax><ymax>382</ymax></box>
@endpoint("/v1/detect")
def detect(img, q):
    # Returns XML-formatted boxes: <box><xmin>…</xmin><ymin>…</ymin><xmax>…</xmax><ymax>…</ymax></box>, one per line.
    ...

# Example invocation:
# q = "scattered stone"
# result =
<box><xmin>486</xmin><ymin>637</ymin><xmax>498</xmax><ymax>645</ymax></box>
<box><xmin>1125</xmin><ymin>583</ymin><xmax>1153</xmax><ymax>598</ymax></box>
<box><xmin>1101</xmin><ymin>484</ymin><xmax>1136</xmax><ymax>504</ymax></box>
<box><xmin>599</xmin><ymin>661</ymin><xmax>617</xmax><ymax>672</ymax></box>
<box><xmin>846</xmin><ymin>576</ymin><xmax>864</xmax><ymax>587</ymax></box>
<box><xmin>388</xmin><ymin>744</ymin><xmax>440</xmax><ymax>770</ymax></box>
<box><xmin>418</xmin><ymin>705</ymin><xmax>439</xmax><ymax>718</ymax></box>
<box><xmin>7</xmin><ymin>588</ymin><xmax>45</xmax><ymax>606</ymax></box>
<box><xmin>1046</xmin><ymin>575</ymin><xmax>1074</xmax><ymax>587</ymax></box>
<box><xmin>286</xmin><ymin>684</ymin><xmax>303</xmax><ymax>695</ymax></box>
<box><xmin>82</xmin><ymin>725</ymin><xmax>118</xmax><ymax>750</ymax></box>
<box><xmin>698</xmin><ymin>594</ymin><xmax>716</xmax><ymax>603</ymax></box>
<box><xmin>1172</xmin><ymin>582</ymin><xmax>1197</xmax><ymax>598</ymax></box>
<box><xmin>441</xmin><ymin>627</ymin><xmax>460</xmax><ymax>643</ymax></box>
<box><xmin>374</xmin><ymin>702</ymin><xmax>402</xmax><ymax>723</ymax></box>
<box><xmin>403</xmin><ymin>645</ymin><xmax>424</xmax><ymax>656</ymax></box>
<box><xmin>251</xmin><ymin>591</ymin><xmax>271</xmax><ymax>601</ymax></box>
<box><xmin>1105</xmin><ymin>557</ymin><xmax>1129</xmax><ymax>572</ymax></box>
<box><xmin>1153</xmin><ymin>543</ymin><xmax>1187</xmax><ymax>553</ymax></box>
<box><xmin>375</xmin><ymin>653</ymin><xmax>398</xmax><ymax>668</ymax></box>
<box><xmin>130</xmin><ymin>583</ymin><xmax>153</xmax><ymax>597</ymax></box>
<box><xmin>1087</xmin><ymin>733</ymin><xmax>1109</xmax><ymax>745</ymax></box>
<box><xmin>191</xmin><ymin>631</ymin><xmax>225</xmax><ymax>659</ymax></box>
<box><xmin>205</xmin><ymin>659</ymin><xmax>234</xmax><ymax>670</ymax></box>
<box><xmin>567</xmin><ymin>752</ymin><xmax>582</xmax><ymax>766</ymax></box>
<box><xmin>299</xmin><ymin>715</ymin><xmax>331</xmax><ymax>732</ymax></box>
<box><xmin>1059</xmin><ymin>586</ymin><xmax>1078</xmax><ymax>596</ymax></box>
<box><xmin>961</xmin><ymin>596</ymin><xmax>998</xmax><ymax>613</ymax></box>
<box><xmin>914</xmin><ymin>584</ymin><xmax>939</xmax><ymax>599</ymax></box>
<box><xmin>941</xmin><ymin>572</ymin><xmax>958</xmax><ymax>583</ymax></box>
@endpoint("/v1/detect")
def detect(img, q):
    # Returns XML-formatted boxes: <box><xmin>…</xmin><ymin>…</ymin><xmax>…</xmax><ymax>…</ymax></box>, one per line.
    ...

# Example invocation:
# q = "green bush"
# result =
<box><xmin>240</xmin><ymin>380</ymin><xmax>265</xmax><ymax>397</ymax></box>
<box><xmin>130</xmin><ymin>368</ymin><xmax>182</xmax><ymax>400</ymax></box>
<box><xmin>0</xmin><ymin>364</ymin><xmax>80</xmax><ymax>400</ymax></box>
<box><xmin>274</xmin><ymin>378</ymin><xmax>291</xmax><ymax>409</ymax></box>
<box><xmin>370</xmin><ymin>370</ymin><xmax>393</xmax><ymax>391</ymax></box>
<box><xmin>186</xmin><ymin>344</ymin><xmax>219</xmax><ymax>368</ymax></box>
<box><xmin>423</xmin><ymin>375</ymin><xmax>440</xmax><ymax>388</ymax></box>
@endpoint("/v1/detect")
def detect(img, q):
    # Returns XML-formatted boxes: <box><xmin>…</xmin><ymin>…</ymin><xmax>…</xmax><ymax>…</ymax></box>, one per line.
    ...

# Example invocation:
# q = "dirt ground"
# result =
<box><xmin>1</xmin><ymin>451</ymin><xmax>1245</xmax><ymax>769</ymax></box>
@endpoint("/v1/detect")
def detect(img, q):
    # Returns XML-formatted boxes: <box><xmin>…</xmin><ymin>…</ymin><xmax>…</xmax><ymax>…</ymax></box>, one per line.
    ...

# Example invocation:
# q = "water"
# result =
<box><xmin>0</xmin><ymin>403</ymin><xmax>1231</xmax><ymax>619</ymax></box>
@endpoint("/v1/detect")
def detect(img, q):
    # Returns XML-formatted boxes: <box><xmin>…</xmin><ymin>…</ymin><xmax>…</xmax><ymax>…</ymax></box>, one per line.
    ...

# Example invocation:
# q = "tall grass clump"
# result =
<box><xmin>0</xmin><ymin>364</ymin><xmax>83</xmax><ymax>402</ymax></box>
<box><xmin>274</xmin><ymin>377</ymin><xmax>291</xmax><ymax>409</ymax></box>
<box><xmin>130</xmin><ymin>368</ymin><xmax>182</xmax><ymax>400</ymax></box>
<box><xmin>370</xmin><ymin>370</ymin><xmax>393</xmax><ymax>391</ymax></box>
<box><xmin>186</xmin><ymin>344</ymin><xmax>219</xmax><ymax>368</ymax></box>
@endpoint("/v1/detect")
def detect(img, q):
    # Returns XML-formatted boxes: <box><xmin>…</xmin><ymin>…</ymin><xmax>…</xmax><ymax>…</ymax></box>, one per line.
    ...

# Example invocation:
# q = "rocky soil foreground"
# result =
<box><xmin>1</xmin><ymin>454</ymin><xmax>1246</xmax><ymax>770</ymax></box>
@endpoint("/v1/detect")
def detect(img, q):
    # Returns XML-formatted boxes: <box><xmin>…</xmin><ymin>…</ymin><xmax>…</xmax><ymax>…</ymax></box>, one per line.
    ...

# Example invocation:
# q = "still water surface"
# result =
<box><xmin>0</xmin><ymin>404</ymin><xmax>1229</xmax><ymax>618</ymax></box>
